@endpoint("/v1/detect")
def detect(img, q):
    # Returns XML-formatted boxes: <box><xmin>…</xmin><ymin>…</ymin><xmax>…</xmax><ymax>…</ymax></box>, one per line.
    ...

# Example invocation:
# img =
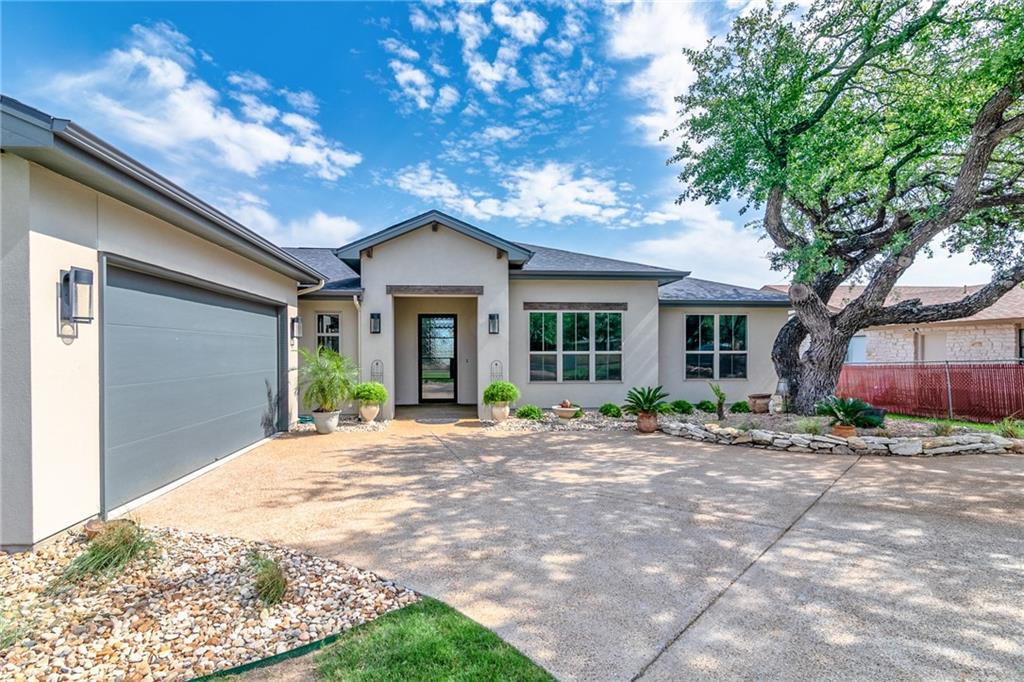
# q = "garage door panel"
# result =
<box><xmin>103</xmin><ymin>266</ymin><xmax>281</xmax><ymax>511</ymax></box>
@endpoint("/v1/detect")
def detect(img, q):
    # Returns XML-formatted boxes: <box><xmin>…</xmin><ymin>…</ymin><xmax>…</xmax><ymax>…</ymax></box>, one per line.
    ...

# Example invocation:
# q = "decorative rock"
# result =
<box><xmin>750</xmin><ymin>430</ymin><xmax>773</xmax><ymax>445</ymax></box>
<box><xmin>889</xmin><ymin>440</ymin><xmax>923</xmax><ymax>456</ymax></box>
<box><xmin>846</xmin><ymin>437</ymin><xmax>868</xmax><ymax>450</ymax></box>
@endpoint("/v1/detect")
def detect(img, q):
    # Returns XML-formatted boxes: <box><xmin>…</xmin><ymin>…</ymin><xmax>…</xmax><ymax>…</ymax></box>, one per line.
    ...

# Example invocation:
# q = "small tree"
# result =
<box><xmin>669</xmin><ymin>0</ymin><xmax>1024</xmax><ymax>412</ymax></box>
<box><xmin>709</xmin><ymin>383</ymin><xmax>727</xmax><ymax>420</ymax></box>
<box><xmin>297</xmin><ymin>347</ymin><xmax>358</xmax><ymax>413</ymax></box>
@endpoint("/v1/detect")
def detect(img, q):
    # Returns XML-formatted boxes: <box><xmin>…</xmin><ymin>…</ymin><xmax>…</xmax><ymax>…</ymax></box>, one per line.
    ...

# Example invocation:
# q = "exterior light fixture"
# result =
<box><xmin>488</xmin><ymin>313</ymin><xmax>500</xmax><ymax>334</ymax></box>
<box><xmin>370</xmin><ymin>313</ymin><xmax>381</xmax><ymax>334</ymax></box>
<box><xmin>60</xmin><ymin>266</ymin><xmax>94</xmax><ymax>323</ymax></box>
<box><xmin>290</xmin><ymin>315</ymin><xmax>303</xmax><ymax>339</ymax></box>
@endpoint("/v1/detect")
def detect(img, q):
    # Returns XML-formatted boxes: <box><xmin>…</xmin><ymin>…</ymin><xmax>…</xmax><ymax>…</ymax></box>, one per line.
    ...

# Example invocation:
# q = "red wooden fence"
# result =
<box><xmin>836</xmin><ymin>362</ymin><xmax>1024</xmax><ymax>422</ymax></box>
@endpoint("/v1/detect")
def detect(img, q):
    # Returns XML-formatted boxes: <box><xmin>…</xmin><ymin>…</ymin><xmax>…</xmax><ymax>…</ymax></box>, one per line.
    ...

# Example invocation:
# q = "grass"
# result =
<box><xmin>249</xmin><ymin>552</ymin><xmax>288</xmax><ymax>605</ymax></box>
<box><xmin>794</xmin><ymin>418</ymin><xmax>823</xmax><ymax>435</ymax></box>
<box><xmin>49</xmin><ymin>520</ymin><xmax>155</xmax><ymax>591</ymax></box>
<box><xmin>0</xmin><ymin>614</ymin><xmax>29</xmax><ymax>649</ymax></box>
<box><xmin>887</xmin><ymin>413</ymin><xmax>1001</xmax><ymax>433</ymax></box>
<box><xmin>996</xmin><ymin>417</ymin><xmax>1023</xmax><ymax>439</ymax></box>
<box><xmin>316</xmin><ymin>598</ymin><xmax>553</xmax><ymax>681</ymax></box>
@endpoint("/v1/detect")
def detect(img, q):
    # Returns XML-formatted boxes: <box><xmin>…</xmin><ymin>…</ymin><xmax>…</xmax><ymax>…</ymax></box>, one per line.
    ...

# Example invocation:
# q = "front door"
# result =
<box><xmin>419</xmin><ymin>314</ymin><xmax>457</xmax><ymax>402</ymax></box>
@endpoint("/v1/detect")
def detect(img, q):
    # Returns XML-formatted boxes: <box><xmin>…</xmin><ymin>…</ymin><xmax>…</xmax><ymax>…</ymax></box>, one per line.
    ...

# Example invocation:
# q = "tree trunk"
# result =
<box><xmin>773</xmin><ymin>322</ymin><xmax>855</xmax><ymax>415</ymax></box>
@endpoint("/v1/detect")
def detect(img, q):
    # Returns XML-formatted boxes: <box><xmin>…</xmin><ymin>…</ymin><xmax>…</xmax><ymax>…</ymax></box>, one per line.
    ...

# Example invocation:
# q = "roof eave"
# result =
<box><xmin>658</xmin><ymin>299</ymin><xmax>792</xmax><ymax>308</ymax></box>
<box><xmin>511</xmin><ymin>270</ymin><xmax>689</xmax><ymax>286</ymax></box>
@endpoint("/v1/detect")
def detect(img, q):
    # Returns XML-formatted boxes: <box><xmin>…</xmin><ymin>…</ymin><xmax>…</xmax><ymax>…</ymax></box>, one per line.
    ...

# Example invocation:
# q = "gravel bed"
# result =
<box><xmin>682</xmin><ymin>412</ymin><xmax>987</xmax><ymax>438</ymax></box>
<box><xmin>1</xmin><ymin>527</ymin><xmax>417</xmax><ymax>681</ymax></box>
<box><xmin>291</xmin><ymin>416</ymin><xmax>388</xmax><ymax>433</ymax></box>
<box><xmin>486</xmin><ymin>410</ymin><xmax>637</xmax><ymax>432</ymax></box>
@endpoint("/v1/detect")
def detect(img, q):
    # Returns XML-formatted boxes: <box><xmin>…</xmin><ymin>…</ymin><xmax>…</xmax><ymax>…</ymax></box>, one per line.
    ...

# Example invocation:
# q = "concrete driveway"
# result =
<box><xmin>138</xmin><ymin>416</ymin><xmax>1024</xmax><ymax>681</ymax></box>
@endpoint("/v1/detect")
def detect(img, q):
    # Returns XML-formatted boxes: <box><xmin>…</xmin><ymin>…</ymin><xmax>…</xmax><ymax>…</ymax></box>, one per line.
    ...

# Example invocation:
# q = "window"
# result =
<box><xmin>528</xmin><ymin>311</ymin><xmax>623</xmax><ymax>382</ymax></box>
<box><xmin>684</xmin><ymin>314</ymin><xmax>748</xmax><ymax>379</ymax></box>
<box><xmin>846</xmin><ymin>335</ymin><xmax>867</xmax><ymax>364</ymax></box>
<box><xmin>316</xmin><ymin>313</ymin><xmax>341</xmax><ymax>352</ymax></box>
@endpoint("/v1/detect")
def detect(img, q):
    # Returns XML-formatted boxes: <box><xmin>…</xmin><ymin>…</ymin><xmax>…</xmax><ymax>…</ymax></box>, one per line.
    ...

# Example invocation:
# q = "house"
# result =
<box><xmin>0</xmin><ymin>96</ymin><xmax>789</xmax><ymax>551</ymax></box>
<box><xmin>763</xmin><ymin>284</ymin><xmax>1024</xmax><ymax>363</ymax></box>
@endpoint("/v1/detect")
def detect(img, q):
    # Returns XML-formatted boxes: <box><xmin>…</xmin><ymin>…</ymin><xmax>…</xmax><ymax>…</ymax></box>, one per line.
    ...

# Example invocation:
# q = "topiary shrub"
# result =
<box><xmin>599</xmin><ymin>403</ymin><xmax>622</xmax><ymax>418</ymax></box>
<box><xmin>515</xmin><ymin>404</ymin><xmax>543</xmax><ymax>420</ymax></box>
<box><xmin>730</xmin><ymin>400</ymin><xmax>751</xmax><ymax>413</ymax></box>
<box><xmin>483</xmin><ymin>380</ymin><xmax>520</xmax><ymax>405</ymax></box>
<box><xmin>670</xmin><ymin>400</ymin><xmax>694</xmax><ymax>415</ymax></box>
<box><xmin>352</xmin><ymin>381</ymin><xmax>389</xmax><ymax>405</ymax></box>
<box><xmin>695</xmin><ymin>399</ymin><xmax>717</xmax><ymax>413</ymax></box>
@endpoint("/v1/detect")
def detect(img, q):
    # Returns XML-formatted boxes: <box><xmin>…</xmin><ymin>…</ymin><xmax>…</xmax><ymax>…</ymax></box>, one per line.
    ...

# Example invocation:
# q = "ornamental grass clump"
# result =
<box><xmin>515</xmin><ymin>404</ymin><xmax>543</xmax><ymax>420</ymax></box>
<box><xmin>599</xmin><ymin>403</ymin><xmax>622</xmax><ymax>418</ymax></box>
<box><xmin>51</xmin><ymin>521</ymin><xmax>155</xmax><ymax>590</ymax></box>
<box><xmin>932</xmin><ymin>420</ymin><xmax>955</xmax><ymax>436</ymax></box>
<box><xmin>483</xmin><ymin>381</ymin><xmax>520</xmax><ymax>405</ymax></box>
<box><xmin>794</xmin><ymin>418</ymin><xmax>823</xmax><ymax>436</ymax></box>
<box><xmin>249</xmin><ymin>552</ymin><xmax>288</xmax><ymax>606</ymax></box>
<box><xmin>996</xmin><ymin>417</ymin><xmax>1023</xmax><ymax>439</ymax></box>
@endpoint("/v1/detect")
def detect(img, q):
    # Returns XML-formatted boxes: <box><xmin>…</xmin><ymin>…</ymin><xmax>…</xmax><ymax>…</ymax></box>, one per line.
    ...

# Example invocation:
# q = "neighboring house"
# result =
<box><xmin>0</xmin><ymin>96</ymin><xmax>789</xmax><ymax>550</ymax></box>
<box><xmin>762</xmin><ymin>284</ymin><xmax>1024</xmax><ymax>363</ymax></box>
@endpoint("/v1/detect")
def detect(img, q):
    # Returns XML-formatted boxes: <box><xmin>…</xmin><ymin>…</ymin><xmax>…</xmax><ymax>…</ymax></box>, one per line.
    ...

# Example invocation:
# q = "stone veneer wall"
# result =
<box><xmin>864</xmin><ymin>322</ymin><xmax>1020</xmax><ymax>362</ymax></box>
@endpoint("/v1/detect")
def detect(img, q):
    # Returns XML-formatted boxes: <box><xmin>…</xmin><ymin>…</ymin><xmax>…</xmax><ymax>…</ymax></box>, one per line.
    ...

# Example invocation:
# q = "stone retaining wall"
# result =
<box><xmin>660</xmin><ymin>420</ymin><xmax>1024</xmax><ymax>457</ymax></box>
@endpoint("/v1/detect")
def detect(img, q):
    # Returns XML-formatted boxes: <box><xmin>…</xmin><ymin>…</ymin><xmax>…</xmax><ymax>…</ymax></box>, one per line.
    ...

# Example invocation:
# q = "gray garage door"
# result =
<box><xmin>103</xmin><ymin>266</ymin><xmax>281</xmax><ymax>511</ymax></box>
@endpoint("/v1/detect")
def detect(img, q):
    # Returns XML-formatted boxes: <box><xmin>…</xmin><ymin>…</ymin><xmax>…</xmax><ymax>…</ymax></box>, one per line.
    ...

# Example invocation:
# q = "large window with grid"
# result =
<box><xmin>529</xmin><ymin>311</ymin><xmax>622</xmax><ymax>382</ymax></box>
<box><xmin>315</xmin><ymin>313</ymin><xmax>341</xmax><ymax>352</ymax></box>
<box><xmin>685</xmin><ymin>314</ymin><xmax>747</xmax><ymax>379</ymax></box>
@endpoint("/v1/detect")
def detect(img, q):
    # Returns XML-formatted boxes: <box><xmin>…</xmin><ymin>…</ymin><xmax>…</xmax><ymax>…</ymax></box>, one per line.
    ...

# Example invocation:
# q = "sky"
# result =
<box><xmin>1</xmin><ymin>0</ymin><xmax>992</xmax><ymax>288</ymax></box>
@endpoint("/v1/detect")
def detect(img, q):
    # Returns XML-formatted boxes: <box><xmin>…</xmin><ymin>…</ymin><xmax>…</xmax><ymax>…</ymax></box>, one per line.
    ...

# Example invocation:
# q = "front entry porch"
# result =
<box><xmin>393</xmin><ymin>295</ymin><xmax>478</xmax><ymax>408</ymax></box>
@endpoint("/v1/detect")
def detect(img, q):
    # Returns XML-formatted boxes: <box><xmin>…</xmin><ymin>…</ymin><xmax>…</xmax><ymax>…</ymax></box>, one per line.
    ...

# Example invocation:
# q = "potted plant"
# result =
<box><xmin>298</xmin><ymin>348</ymin><xmax>358</xmax><ymax>434</ymax></box>
<box><xmin>748</xmin><ymin>393</ymin><xmax>771</xmax><ymax>414</ymax></box>
<box><xmin>815</xmin><ymin>396</ymin><xmax>884</xmax><ymax>438</ymax></box>
<box><xmin>622</xmin><ymin>386</ymin><xmax>670</xmax><ymax>433</ymax></box>
<box><xmin>352</xmin><ymin>381</ymin><xmax>388</xmax><ymax>422</ymax></box>
<box><xmin>482</xmin><ymin>380</ymin><xmax>520</xmax><ymax>422</ymax></box>
<box><xmin>551</xmin><ymin>399</ymin><xmax>578</xmax><ymax>420</ymax></box>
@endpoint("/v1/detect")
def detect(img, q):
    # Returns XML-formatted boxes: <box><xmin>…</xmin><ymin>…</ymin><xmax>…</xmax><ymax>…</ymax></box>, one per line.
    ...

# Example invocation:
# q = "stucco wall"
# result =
<box><xmin>508</xmin><ymin>279</ymin><xmax>660</xmax><ymax>408</ymax></box>
<box><xmin>296</xmin><ymin>298</ymin><xmax>360</xmax><ymax>414</ymax></box>
<box><xmin>358</xmin><ymin>224</ymin><xmax>508</xmax><ymax>419</ymax></box>
<box><xmin>658</xmin><ymin>306</ymin><xmax>788</xmax><ymax>404</ymax></box>
<box><xmin>864</xmin><ymin>322</ymin><xmax>1020</xmax><ymax>362</ymax></box>
<box><xmin>393</xmin><ymin>297</ymin><xmax>478</xmax><ymax>405</ymax></box>
<box><xmin>5</xmin><ymin>161</ymin><xmax>302</xmax><ymax>546</ymax></box>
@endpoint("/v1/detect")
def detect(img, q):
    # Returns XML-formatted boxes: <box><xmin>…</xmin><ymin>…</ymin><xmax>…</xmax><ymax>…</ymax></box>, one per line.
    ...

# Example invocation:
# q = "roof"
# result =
<box><xmin>762</xmin><ymin>283</ymin><xmax>1024</xmax><ymax>323</ymax></box>
<box><xmin>0</xmin><ymin>95</ymin><xmax>324</xmax><ymax>287</ymax></box>
<box><xmin>660</xmin><ymin>277</ymin><xmax>792</xmax><ymax>307</ymax></box>
<box><xmin>514</xmin><ymin>243</ymin><xmax>687</xmax><ymax>285</ymax></box>
<box><xmin>335</xmin><ymin>210</ymin><xmax>534</xmax><ymax>270</ymax></box>
<box><xmin>283</xmin><ymin>248</ymin><xmax>362</xmax><ymax>296</ymax></box>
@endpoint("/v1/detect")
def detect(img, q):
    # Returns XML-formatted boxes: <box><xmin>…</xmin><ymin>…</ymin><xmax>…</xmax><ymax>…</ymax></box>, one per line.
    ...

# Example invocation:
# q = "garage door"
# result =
<box><xmin>103</xmin><ymin>266</ymin><xmax>281</xmax><ymax>511</ymax></box>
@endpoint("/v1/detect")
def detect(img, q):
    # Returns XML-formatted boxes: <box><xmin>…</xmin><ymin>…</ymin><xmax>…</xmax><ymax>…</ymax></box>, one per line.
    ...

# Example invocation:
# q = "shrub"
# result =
<box><xmin>599</xmin><ymin>403</ymin><xmax>622</xmax><ymax>418</ymax></box>
<box><xmin>794</xmin><ymin>418</ymin><xmax>822</xmax><ymax>435</ymax></box>
<box><xmin>249</xmin><ymin>552</ymin><xmax>287</xmax><ymax>606</ymax></box>
<box><xmin>622</xmin><ymin>386</ymin><xmax>670</xmax><ymax>416</ymax></box>
<box><xmin>695</xmin><ymin>400</ymin><xmax>717</xmax><ymax>413</ymax></box>
<box><xmin>996</xmin><ymin>417</ymin><xmax>1023</xmax><ymax>439</ymax></box>
<box><xmin>730</xmin><ymin>400</ymin><xmax>751</xmax><ymax>414</ymax></box>
<box><xmin>352</xmin><ymin>381</ymin><xmax>389</xmax><ymax>405</ymax></box>
<box><xmin>52</xmin><ymin>521</ymin><xmax>154</xmax><ymax>589</ymax></box>
<box><xmin>814</xmin><ymin>396</ymin><xmax>884</xmax><ymax>428</ymax></box>
<box><xmin>298</xmin><ymin>348</ymin><xmax>358</xmax><ymax>412</ymax></box>
<box><xmin>482</xmin><ymin>381</ymin><xmax>520</xmax><ymax>405</ymax></box>
<box><xmin>708</xmin><ymin>383</ymin><xmax>727</xmax><ymax>419</ymax></box>
<box><xmin>515</xmin><ymin>404</ymin><xmax>543</xmax><ymax>420</ymax></box>
<box><xmin>932</xmin><ymin>420</ymin><xmax>955</xmax><ymax>436</ymax></box>
<box><xmin>670</xmin><ymin>400</ymin><xmax>694</xmax><ymax>415</ymax></box>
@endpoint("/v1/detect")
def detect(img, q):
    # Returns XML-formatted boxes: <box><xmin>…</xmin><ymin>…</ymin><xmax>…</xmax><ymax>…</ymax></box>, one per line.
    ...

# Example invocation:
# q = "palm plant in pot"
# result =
<box><xmin>815</xmin><ymin>396</ymin><xmax>884</xmax><ymax>438</ymax></box>
<box><xmin>622</xmin><ymin>385</ymin><xmax>670</xmax><ymax>433</ymax></box>
<box><xmin>298</xmin><ymin>348</ymin><xmax>358</xmax><ymax>434</ymax></box>
<box><xmin>482</xmin><ymin>380</ymin><xmax>520</xmax><ymax>422</ymax></box>
<box><xmin>352</xmin><ymin>382</ymin><xmax>388</xmax><ymax>422</ymax></box>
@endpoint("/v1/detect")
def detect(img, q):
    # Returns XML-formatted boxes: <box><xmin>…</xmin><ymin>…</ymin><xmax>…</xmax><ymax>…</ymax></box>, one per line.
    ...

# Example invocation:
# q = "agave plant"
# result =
<box><xmin>622</xmin><ymin>386</ymin><xmax>670</xmax><ymax>416</ymax></box>
<box><xmin>297</xmin><ymin>347</ymin><xmax>358</xmax><ymax>413</ymax></box>
<box><xmin>814</xmin><ymin>396</ymin><xmax>884</xmax><ymax>428</ymax></box>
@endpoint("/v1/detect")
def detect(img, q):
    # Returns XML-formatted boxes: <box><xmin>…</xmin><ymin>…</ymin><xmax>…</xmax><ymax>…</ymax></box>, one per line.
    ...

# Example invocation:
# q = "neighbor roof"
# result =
<box><xmin>283</xmin><ymin>248</ymin><xmax>362</xmax><ymax>296</ymax></box>
<box><xmin>660</xmin><ymin>277</ymin><xmax>792</xmax><ymax>307</ymax></box>
<box><xmin>513</xmin><ymin>243</ymin><xmax>687</xmax><ymax>285</ymax></box>
<box><xmin>763</xmin><ymin>283</ymin><xmax>1024</xmax><ymax>323</ymax></box>
<box><xmin>0</xmin><ymin>95</ymin><xmax>324</xmax><ymax>287</ymax></box>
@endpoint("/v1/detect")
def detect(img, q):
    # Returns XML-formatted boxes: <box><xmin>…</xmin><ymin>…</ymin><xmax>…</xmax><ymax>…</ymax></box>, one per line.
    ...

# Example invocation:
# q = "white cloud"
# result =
<box><xmin>227</xmin><ymin>70</ymin><xmax>271</xmax><ymax>92</ymax></box>
<box><xmin>380</xmin><ymin>37</ymin><xmax>421</xmax><ymax>61</ymax></box>
<box><xmin>433</xmin><ymin>84</ymin><xmax>460</xmax><ymax>114</ymax></box>
<box><xmin>480</xmin><ymin>125</ymin><xmax>520</xmax><ymax>143</ymax></box>
<box><xmin>429</xmin><ymin>56</ymin><xmax>451</xmax><ymax>77</ymax></box>
<box><xmin>44</xmin><ymin>22</ymin><xmax>360</xmax><ymax>180</ymax></box>
<box><xmin>387</xmin><ymin>59</ymin><xmax>435</xmax><ymax>109</ymax></box>
<box><xmin>492</xmin><ymin>1</ymin><xmax>547</xmax><ymax>45</ymax></box>
<box><xmin>279</xmin><ymin>88</ymin><xmax>319</xmax><ymax>114</ymax></box>
<box><xmin>223</xmin><ymin>192</ymin><xmax>362</xmax><ymax>247</ymax></box>
<box><xmin>895</xmin><ymin>242</ymin><xmax>994</xmax><ymax>286</ymax></box>
<box><xmin>409</xmin><ymin>5</ymin><xmax>437</xmax><ymax>31</ymax></box>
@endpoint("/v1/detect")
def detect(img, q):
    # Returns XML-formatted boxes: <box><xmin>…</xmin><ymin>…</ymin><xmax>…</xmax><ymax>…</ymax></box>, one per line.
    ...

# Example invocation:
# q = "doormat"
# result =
<box><xmin>414</xmin><ymin>417</ymin><xmax>461</xmax><ymax>424</ymax></box>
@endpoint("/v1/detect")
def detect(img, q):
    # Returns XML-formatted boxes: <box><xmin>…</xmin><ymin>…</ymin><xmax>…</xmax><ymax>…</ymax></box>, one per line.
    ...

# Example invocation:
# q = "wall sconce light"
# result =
<box><xmin>488</xmin><ymin>313</ymin><xmax>500</xmax><ymax>334</ymax></box>
<box><xmin>370</xmin><ymin>313</ymin><xmax>381</xmax><ymax>334</ymax></box>
<box><xmin>290</xmin><ymin>315</ymin><xmax>303</xmax><ymax>339</ymax></box>
<box><xmin>60</xmin><ymin>266</ymin><xmax>94</xmax><ymax>323</ymax></box>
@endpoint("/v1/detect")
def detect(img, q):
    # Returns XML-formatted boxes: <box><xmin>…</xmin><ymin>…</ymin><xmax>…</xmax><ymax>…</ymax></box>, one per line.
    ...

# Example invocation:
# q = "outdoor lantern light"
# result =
<box><xmin>370</xmin><ymin>312</ymin><xmax>381</xmax><ymax>334</ymax></box>
<box><xmin>290</xmin><ymin>315</ymin><xmax>303</xmax><ymax>339</ymax></box>
<box><xmin>60</xmin><ymin>266</ymin><xmax>94</xmax><ymax>323</ymax></box>
<box><xmin>488</xmin><ymin>313</ymin><xmax>500</xmax><ymax>334</ymax></box>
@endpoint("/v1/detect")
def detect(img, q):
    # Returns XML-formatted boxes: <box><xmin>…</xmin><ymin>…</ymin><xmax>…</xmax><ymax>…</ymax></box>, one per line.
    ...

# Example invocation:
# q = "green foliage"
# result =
<box><xmin>622</xmin><ymin>386</ymin><xmax>670</xmax><ymax>416</ymax></box>
<box><xmin>0</xmin><ymin>615</ymin><xmax>29</xmax><ymax>649</ymax></box>
<box><xmin>298</xmin><ymin>347</ymin><xmax>358</xmax><ymax>412</ymax></box>
<box><xmin>249</xmin><ymin>552</ymin><xmax>287</xmax><ymax>606</ymax></box>
<box><xmin>730</xmin><ymin>400</ymin><xmax>751</xmax><ymax>414</ymax></box>
<box><xmin>996</xmin><ymin>417</ymin><xmax>1023</xmax><ymax>439</ymax></box>
<box><xmin>599</xmin><ymin>403</ymin><xmax>622</xmax><ymax>418</ymax></box>
<box><xmin>932</xmin><ymin>420</ymin><xmax>956</xmax><ymax>436</ymax></box>
<box><xmin>795</xmin><ymin>418</ymin><xmax>823</xmax><ymax>436</ymax></box>
<box><xmin>316</xmin><ymin>598</ymin><xmax>554</xmax><ymax>681</ymax></box>
<box><xmin>352</xmin><ymin>381</ymin><xmax>389</xmax><ymax>405</ymax></box>
<box><xmin>708</xmin><ymin>383</ymin><xmax>728</xmax><ymax>419</ymax></box>
<box><xmin>515</xmin><ymin>404</ymin><xmax>543</xmax><ymax>420</ymax></box>
<box><xmin>483</xmin><ymin>381</ymin><xmax>521</xmax><ymax>405</ymax></box>
<box><xmin>695</xmin><ymin>400</ymin><xmax>717</xmax><ymax>413</ymax></box>
<box><xmin>670</xmin><ymin>400</ymin><xmax>694</xmax><ymax>415</ymax></box>
<box><xmin>815</xmin><ymin>396</ymin><xmax>884</xmax><ymax>428</ymax></box>
<box><xmin>51</xmin><ymin>521</ymin><xmax>154</xmax><ymax>590</ymax></box>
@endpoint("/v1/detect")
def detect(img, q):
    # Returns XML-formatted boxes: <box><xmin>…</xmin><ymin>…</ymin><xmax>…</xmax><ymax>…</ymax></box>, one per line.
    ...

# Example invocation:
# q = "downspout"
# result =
<box><xmin>297</xmin><ymin>279</ymin><xmax>325</xmax><ymax>296</ymax></box>
<box><xmin>352</xmin><ymin>294</ymin><xmax>363</xmax><ymax>381</ymax></box>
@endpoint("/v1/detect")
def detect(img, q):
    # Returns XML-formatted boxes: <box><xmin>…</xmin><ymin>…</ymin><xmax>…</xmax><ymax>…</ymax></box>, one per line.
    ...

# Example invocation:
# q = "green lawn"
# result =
<box><xmin>888</xmin><ymin>413</ymin><xmax>1002</xmax><ymax>433</ymax></box>
<box><xmin>316</xmin><ymin>598</ymin><xmax>554</xmax><ymax>681</ymax></box>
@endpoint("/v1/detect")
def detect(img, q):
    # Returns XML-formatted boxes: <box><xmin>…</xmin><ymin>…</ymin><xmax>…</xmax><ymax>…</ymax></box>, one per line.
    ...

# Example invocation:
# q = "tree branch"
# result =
<box><xmin>867</xmin><ymin>266</ymin><xmax>1024</xmax><ymax>326</ymax></box>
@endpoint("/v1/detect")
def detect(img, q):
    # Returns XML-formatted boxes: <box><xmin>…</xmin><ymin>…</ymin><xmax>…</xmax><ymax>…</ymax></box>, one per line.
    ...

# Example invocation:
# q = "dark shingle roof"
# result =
<box><xmin>513</xmin><ymin>243</ymin><xmax>687</xmax><ymax>284</ymax></box>
<box><xmin>283</xmin><ymin>248</ymin><xmax>362</xmax><ymax>295</ymax></box>
<box><xmin>659</xmin><ymin>277</ymin><xmax>791</xmax><ymax>307</ymax></box>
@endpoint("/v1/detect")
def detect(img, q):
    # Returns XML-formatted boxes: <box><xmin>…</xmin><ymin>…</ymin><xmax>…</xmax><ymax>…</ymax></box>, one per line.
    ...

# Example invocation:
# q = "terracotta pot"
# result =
<box><xmin>637</xmin><ymin>412</ymin><xmax>658</xmax><ymax>433</ymax></box>
<box><xmin>359</xmin><ymin>403</ymin><xmax>381</xmax><ymax>422</ymax></box>
<box><xmin>490</xmin><ymin>402</ymin><xmax>510</xmax><ymax>423</ymax></box>
<box><xmin>831</xmin><ymin>424</ymin><xmax>856</xmax><ymax>439</ymax></box>
<box><xmin>312</xmin><ymin>410</ymin><xmax>340</xmax><ymax>434</ymax></box>
<box><xmin>748</xmin><ymin>393</ymin><xmax>771</xmax><ymax>414</ymax></box>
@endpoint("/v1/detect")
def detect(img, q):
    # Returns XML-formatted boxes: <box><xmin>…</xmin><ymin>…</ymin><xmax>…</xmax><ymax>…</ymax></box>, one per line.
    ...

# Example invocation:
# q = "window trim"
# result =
<box><xmin>315</xmin><ymin>311</ymin><xmax>342</xmax><ymax>353</ymax></box>
<box><xmin>528</xmin><ymin>310</ymin><xmax>623</xmax><ymax>383</ymax></box>
<box><xmin>683</xmin><ymin>313</ymin><xmax>748</xmax><ymax>380</ymax></box>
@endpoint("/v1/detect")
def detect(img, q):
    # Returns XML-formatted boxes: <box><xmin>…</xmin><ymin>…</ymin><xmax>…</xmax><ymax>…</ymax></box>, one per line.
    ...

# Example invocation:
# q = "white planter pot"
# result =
<box><xmin>359</xmin><ymin>403</ymin><xmax>381</xmax><ymax>422</ymax></box>
<box><xmin>490</xmin><ymin>402</ymin><xmax>510</xmax><ymax>423</ymax></box>
<box><xmin>312</xmin><ymin>411</ymin><xmax>340</xmax><ymax>434</ymax></box>
<box><xmin>551</xmin><ymin>406</ymin><xmax>577</xmax><ymax>420</ymax></box>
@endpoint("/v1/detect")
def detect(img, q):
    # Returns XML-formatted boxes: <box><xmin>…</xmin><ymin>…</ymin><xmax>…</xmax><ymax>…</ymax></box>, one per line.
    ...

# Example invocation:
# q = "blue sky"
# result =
<box><xmin>1</xmin><ymin>1</ymin><xmax>988</xmax><ymax>287</ymax></box>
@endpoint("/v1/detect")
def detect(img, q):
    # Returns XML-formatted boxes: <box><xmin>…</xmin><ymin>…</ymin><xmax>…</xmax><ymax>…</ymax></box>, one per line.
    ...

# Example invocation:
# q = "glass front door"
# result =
<box><xmin>419</xmin><ymin>314</ymin><xmax>457</xmax><ymax>402</ymax></box>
